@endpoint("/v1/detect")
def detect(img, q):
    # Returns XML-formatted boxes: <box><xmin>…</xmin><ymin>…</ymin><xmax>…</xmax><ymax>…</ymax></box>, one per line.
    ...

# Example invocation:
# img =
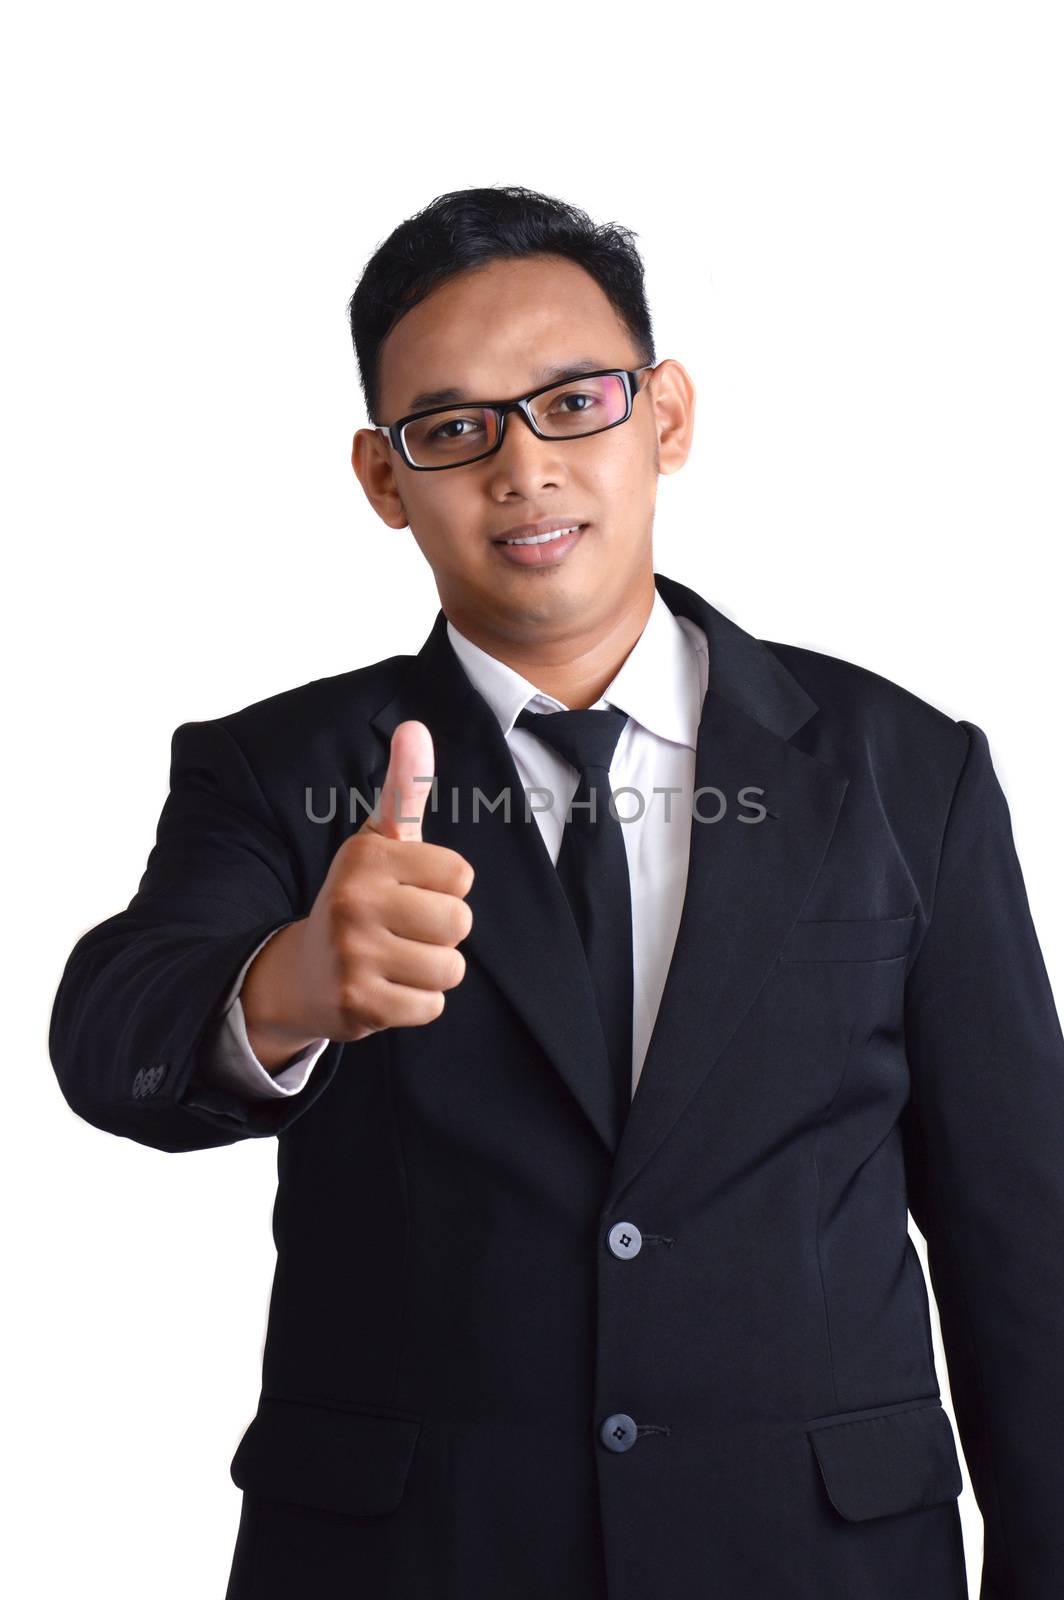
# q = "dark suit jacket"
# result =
<box><xmin>49</xmin><ymin>571</ymin><xmax>1064</xmax><ymax>1599</ymax></box>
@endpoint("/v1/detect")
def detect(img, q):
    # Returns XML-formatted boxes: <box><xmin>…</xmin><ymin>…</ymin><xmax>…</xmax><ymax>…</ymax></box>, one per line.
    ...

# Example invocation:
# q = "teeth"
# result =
<box><xmin>505</xmin><ymin>525</ymin><xmax>580</xmax><ymax>546</ymax></box>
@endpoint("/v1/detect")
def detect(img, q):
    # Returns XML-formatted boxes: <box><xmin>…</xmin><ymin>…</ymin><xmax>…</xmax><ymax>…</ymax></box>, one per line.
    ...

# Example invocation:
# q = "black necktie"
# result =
<box><xmin>514</xmin><ymin>703</ymin><xmax>634</xmax><ymax>1133</ymax></box>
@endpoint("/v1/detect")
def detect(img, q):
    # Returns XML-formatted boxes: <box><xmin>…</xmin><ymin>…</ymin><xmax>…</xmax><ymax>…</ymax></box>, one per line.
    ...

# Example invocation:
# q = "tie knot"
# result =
<box><xmin>514</xmin><ymin>703</ymin><xmax>629</xmax><ymax>775</ymax></box>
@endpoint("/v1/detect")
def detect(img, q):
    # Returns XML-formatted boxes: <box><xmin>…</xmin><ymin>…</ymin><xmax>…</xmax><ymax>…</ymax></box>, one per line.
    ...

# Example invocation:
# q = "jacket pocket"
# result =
<box><xmin>805</xmin><ymin>1396</ymin><xmax>963</xmax><ymax>1521</ymax></box>
<box><xmin>229</xmin><ymin>1395</ymin><xmax>422</xmax><ymax>1516</ymax></box>
<box><xmin>779</xmin><ymin>912</ymin><xmax>916</xmax><ymax>964</ymax></box>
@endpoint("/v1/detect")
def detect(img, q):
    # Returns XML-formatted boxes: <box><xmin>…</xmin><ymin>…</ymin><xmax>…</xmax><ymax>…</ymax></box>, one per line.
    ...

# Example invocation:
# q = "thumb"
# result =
<box><xmin>369</xmin><ymin>720</ymin><xmax>435</xmax><ymax>842</ymax></box>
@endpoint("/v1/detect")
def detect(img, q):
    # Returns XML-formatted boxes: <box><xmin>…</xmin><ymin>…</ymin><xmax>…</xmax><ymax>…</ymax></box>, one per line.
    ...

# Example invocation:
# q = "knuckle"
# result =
<box><xmin>358</xmin><ymin>994</ymin><xmax>389</xmax><ymax>1034</ymax></box>
<box><xmin>337</xmin><ymin>973</ymin><xmax>361</xmax><ymax>1011</ymax></box>
<box><xmin>334</xmin><ymin>930</ymin><xmax>371</xmax><ymax>983</ymax></box>
<box><xmin>337</xmin><ymin>977</ymin><xmax>373</xmax><ymax>1031</ymax></box>
<box><xmin>327</xmin><ymin>881</ymin><xmax>362</xmax><ymax>929</ymax></box>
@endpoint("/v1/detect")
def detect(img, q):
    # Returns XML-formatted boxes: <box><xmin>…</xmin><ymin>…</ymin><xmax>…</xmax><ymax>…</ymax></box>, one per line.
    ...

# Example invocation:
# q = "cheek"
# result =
<box><xmin>580</xmin><ymin>439</ymin><xmax>652</xmax><ymax>512</ymax></box>
<box><xmin>407</xmin><ymin>499</ymin><xmax>475</xmax><ymax>567</ymax></box>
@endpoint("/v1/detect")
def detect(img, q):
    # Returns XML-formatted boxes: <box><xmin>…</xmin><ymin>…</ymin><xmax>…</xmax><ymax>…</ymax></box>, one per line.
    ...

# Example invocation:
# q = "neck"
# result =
<box><xmin>449</xmin><ymin>574</ymin><xmax>656</xmax><ymax>709</ymax></box>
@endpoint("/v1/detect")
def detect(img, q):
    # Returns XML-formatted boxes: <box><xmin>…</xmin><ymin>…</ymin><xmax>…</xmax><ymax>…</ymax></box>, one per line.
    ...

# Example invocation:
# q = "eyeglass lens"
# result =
<box><xmin>400</xmin><ymin>373</ymin><xmax>631</xmax><ymax>468</ymax></box>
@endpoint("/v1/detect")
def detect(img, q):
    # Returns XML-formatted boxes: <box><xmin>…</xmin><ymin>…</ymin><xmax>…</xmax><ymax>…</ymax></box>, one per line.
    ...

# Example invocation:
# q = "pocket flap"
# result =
<box><xmin>806</xmin><ymin>1399</ymin><xmax>962</xmax><ymax>1521</ymax></box>
<box><xmin>780</xmin><ymin>913</ymin><xmax>915</xmax><ymax>963</ymax></box>
<box><xmin>230</xmin><ymin>1396</ymin><xmax>422</xmax><ymax>1516</ymax></box>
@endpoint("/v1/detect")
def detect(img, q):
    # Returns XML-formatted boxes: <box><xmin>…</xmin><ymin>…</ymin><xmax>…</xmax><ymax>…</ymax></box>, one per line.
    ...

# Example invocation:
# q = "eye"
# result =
<box><xmin>427</xmin><ymin>417</ymin><xmax>484</xmax><ymax>442</ymax></box>
<box><xmin>551</xmin><ymin>390</ymin><xmax>598</xmax><ymax>414</ymax></box>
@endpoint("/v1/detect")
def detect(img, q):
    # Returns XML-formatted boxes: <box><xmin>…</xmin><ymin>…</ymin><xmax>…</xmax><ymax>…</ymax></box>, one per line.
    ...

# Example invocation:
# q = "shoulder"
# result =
<box><xmin>759</xmin><ymin>637</ymin><xmax>979</xmax><ymax>833</ymax></box>
<box><xmin>759</xmin><ymin>639</ymin><xmax>998</xmax><ymax>917</ymax></box>
<box><xmin>763</xmin><ymin>637</ymin><xmax>971</xmax><ymax>758</ymax></box>
<box><xmin>188</xmin><ymin>652</ymin><xmax>413</xmax><ymax>781</ymax></box>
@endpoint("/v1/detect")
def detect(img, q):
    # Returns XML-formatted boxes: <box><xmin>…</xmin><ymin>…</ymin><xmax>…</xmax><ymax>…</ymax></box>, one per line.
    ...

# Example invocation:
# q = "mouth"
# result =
<box><xmin>492</xmin><ymin>522</ymin><xmax>589</xmax><ymax>568</ymax></box>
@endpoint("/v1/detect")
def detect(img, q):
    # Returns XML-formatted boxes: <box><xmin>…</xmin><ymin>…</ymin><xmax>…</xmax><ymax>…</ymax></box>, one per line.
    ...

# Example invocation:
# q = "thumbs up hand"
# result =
<box><xmin>240</xmin><ymin>721</ymin><xmax>475</xmax><ymax>1067</ymax></box>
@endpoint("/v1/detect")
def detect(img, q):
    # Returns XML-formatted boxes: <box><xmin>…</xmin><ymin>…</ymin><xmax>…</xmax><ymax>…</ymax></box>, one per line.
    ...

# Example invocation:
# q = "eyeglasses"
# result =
<box><xmin>373</xmin><ymin>364</ymin><xmax>656</xmax><ymax>471</ymax></box>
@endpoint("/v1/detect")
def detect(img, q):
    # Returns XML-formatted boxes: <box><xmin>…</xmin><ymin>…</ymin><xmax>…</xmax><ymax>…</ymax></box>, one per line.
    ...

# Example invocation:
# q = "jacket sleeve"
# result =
<box><xmin>48</xmin><ymin>717</ymin><xmax>346</xmax><ymax>1152</ymax></box>
<box><xmin>901</xmin><ymin>719</ymin><xmax>1064</xmax><ymax>1598</ymax></box>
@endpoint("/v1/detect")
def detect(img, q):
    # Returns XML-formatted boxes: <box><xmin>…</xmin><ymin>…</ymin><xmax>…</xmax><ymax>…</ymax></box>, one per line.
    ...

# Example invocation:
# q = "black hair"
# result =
<box><xmin>347</xmin><ymin>184</ymin><xmax>656</xmax><ymax>424</ymax></box>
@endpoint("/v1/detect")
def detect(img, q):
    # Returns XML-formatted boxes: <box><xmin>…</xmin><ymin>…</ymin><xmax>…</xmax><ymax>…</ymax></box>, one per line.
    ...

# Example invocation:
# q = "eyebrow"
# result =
<box><xmin>404</xmin><ymin>357</ymin><xmax>610</xmax><ymax>413</ymax></box>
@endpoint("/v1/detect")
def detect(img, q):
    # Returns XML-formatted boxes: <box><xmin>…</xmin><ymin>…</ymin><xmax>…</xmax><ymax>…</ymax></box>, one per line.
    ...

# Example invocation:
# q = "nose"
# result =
<box><xmin>486</xmin><ymin>405</ymin><xmax>567</xmax><ymax>492</ymax></box>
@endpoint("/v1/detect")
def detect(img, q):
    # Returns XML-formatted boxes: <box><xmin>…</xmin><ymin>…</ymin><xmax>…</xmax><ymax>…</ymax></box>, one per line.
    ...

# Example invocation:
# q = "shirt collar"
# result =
<box><xmin>445</xmin><ymin>587</ymin><xmax>707</xmax><ymax>752</ymax></box>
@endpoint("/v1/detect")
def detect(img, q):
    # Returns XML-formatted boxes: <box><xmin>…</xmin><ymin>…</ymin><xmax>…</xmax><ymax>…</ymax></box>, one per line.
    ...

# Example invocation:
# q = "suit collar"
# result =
<box><xmin>444</xmin><ymin>584</ymin><xmax>707</xmax><ymax>751</ymax></box>
<box><xmin>368</xmin><ymin>571</ymin><xmax>847</xmax><ymax>1202</ymax></box>
<box><xmin>391</xmin><ymin>570</ymin><xmax>819</xmax><ymax>746</ymax></box>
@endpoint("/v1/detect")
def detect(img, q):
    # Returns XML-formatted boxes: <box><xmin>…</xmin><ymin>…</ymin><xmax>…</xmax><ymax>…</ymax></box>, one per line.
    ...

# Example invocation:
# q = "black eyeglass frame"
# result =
<box><xmin>373</xmin><ymin>364</ymin><xmax>657</xmax><ymax>471</ymax></box>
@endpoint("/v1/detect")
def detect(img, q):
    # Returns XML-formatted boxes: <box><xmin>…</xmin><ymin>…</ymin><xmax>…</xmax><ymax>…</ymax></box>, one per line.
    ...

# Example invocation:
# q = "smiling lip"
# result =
<box><xmin>493</xmin><ymin>522</ymin><xmax>588</xmax><ymax>568</ymax></box>
<box><xmin>492</xmin><ymin>517</ymin><xmax>589</xmax><ymax>544</ymax></box>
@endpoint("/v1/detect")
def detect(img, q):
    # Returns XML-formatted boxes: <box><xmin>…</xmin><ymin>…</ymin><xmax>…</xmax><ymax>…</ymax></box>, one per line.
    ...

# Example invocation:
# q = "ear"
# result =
<box><xmin>645</xmin><ymin>360</ymin><xmax>696</xmax><ymax>476</ymax></box>
<box><xmin>351</xmin><ymin>428</ymin><xmax>409</xmax><ymax>529</ymax></box>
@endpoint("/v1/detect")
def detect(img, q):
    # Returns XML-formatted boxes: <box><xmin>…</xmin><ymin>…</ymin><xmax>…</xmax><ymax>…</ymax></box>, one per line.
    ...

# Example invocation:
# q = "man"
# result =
<box><xmin>50</xmin><ymin>185</ymin><xmax>1064</xmax><ymax>1599</ymax></box>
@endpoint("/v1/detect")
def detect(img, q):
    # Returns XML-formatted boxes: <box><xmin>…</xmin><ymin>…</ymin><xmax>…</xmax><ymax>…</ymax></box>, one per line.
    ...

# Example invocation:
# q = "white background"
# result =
<box><xmin>4</xmin><ymin>3</ymin><xmax>1062</xmax><ymax>1595</ymax></box>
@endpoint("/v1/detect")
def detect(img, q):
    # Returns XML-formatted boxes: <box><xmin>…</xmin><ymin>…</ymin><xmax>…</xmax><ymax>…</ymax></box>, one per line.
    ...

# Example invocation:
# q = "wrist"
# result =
<box><xmin>242</xmin><ymin>921</ymin><xmax>318</xmax><ymax>1070</ymax></box>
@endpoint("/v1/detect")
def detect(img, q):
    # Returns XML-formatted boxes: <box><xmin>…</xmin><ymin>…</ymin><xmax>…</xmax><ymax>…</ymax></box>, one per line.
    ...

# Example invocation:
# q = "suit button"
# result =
<box><xmin>606</xmin><ymin>1221</ymin><xmax>643</xmax><ymax>1259</ymax></box>
<box><xmin>599</xmin><ymin>1413</ymin><xmax>638</xmax><ymax>1452</ymax></box>
<box><xmin>134</xmin><ymin>1063</ymin><xmax>168</xmax><ymax>1098</ymax></box>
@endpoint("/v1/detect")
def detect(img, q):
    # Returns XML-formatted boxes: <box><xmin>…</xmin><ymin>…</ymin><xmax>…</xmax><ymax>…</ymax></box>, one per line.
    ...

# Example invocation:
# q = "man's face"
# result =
<box><xmin>352</xmin><ymin>253</ymin><xmax>693</xmax><ymax>647</ymax></box>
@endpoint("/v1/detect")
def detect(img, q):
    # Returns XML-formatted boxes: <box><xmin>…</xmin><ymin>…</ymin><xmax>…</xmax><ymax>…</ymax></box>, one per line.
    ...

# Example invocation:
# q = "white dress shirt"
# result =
<box><xmin>202</xmin><ymin>590</ymin><xmax>710</xmax><ymax>1101</ymax></box>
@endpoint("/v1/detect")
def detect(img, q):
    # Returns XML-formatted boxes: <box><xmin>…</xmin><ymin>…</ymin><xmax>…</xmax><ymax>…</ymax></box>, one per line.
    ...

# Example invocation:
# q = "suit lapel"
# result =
<box><xmin>368</xmin><ymin>614</ymin><xmax>624</xmax><ymax>1153</ymax></box>
<box><xmin>606</xmin><ymin>578</ymin><xmax>850</xmax><ymax>1202</ymax></box>
<box><xmin>367</xmin><ymin>572</ymin><xmax>850</xmax><ymax>1186</ymax></box>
